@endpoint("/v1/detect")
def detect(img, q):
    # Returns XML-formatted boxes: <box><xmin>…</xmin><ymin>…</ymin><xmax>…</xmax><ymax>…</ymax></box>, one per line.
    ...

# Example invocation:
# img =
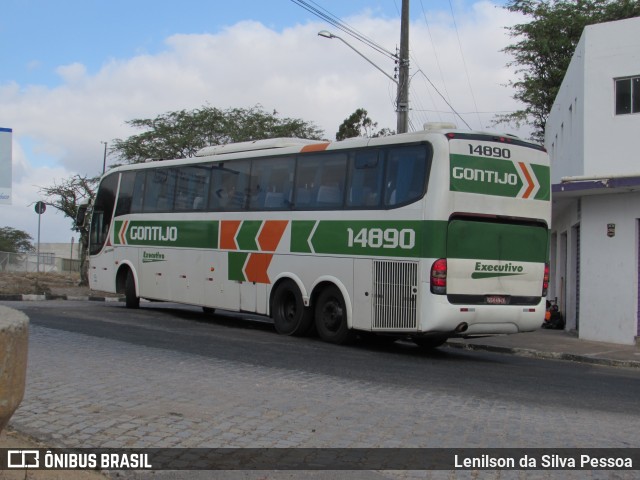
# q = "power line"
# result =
<box><xmin>448</xmin><ymin>0</ymin><xmax>482</xmax><ymax>129</ymax></box>
<box><xmin>290</xmin><ymin>0</ymin><xmax>397</xmax><ymax>60</ymax></box>
<box><xmin>413</xmin><ymin>70</ymin><xmax>472</xmax><ymax>129</ymax></box>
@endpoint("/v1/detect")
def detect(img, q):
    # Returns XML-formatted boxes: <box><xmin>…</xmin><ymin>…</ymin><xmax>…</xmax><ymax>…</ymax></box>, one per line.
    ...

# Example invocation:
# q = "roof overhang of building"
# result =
<box><xmin>553</xmin><ymin>174</ymin><xmax>640</xmax><ymax>200</ymax></box>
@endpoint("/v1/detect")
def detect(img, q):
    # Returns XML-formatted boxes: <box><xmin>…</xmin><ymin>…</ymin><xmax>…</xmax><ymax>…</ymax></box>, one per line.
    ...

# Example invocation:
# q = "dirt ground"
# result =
<box><xmin>0</xmin><ymin>272</ymin><xmax>101</xmax><ymax>297</ymax></box>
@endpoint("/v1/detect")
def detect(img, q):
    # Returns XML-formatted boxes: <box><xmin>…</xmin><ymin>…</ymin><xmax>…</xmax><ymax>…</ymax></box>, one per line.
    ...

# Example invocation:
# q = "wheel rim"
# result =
<box><xmin>279</xmin><ymin>291</ymin><xmax>297</xmax><ymax>327</ymax></box>
<box><xmin>319</xmin><ymin>297</ymin><xmax>343</xmax><ymax>333</ymax></box>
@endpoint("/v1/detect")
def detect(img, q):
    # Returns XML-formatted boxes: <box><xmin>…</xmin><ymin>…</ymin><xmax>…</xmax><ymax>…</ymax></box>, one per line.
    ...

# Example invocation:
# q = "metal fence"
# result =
<box><xmin>0</xmin><ymin>251</ymin><xmax>81</xmax><ymax>273</ymax></box>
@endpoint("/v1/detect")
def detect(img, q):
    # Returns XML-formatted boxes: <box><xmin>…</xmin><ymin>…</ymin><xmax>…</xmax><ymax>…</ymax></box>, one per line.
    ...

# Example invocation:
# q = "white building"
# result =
<box><xmin>545</xmin><ymin>17</ymin><xmax>640</xmax><ymax>345</ymax></box>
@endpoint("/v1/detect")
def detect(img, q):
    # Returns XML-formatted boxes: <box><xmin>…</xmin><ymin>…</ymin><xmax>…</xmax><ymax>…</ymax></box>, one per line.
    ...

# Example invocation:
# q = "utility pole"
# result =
<box><xmin>396</xmin><ymin>0</ymin><xmax>410</xmax><ymax>134</ymax></box>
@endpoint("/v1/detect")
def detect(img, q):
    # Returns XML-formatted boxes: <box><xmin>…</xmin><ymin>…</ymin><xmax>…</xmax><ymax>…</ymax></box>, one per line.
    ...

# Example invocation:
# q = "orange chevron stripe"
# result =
<box><xmin>518</xmin><ymin>162</ymin><xmax>535</xmax><ymax>199</ymax></box>
<box><xmin>119</xmin><ymin>220</ymin><xmax>128</xmax><ymax>244</ymax></box>
<box><xmin>257</xmin><ymin>220</ymin><xmax>288</xmax><ymax>252</ymax></box>
<box><xmin>244</xmin><ymin>253</ymin><xmax>273</xmax><ymax>284</ymax></box>
<box><xmin>301</xmin><ymin>143</ymin><xmax>330</xmax><ymax>153</ymax></box>
<box><xmin>220</xmin><ymin>220</ymin><xmax>241</xmax><ymax>250</ymax></box>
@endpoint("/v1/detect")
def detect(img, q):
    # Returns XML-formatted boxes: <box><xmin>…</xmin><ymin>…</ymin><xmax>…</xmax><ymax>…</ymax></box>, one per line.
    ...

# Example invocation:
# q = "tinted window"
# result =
<box><xmin>130</xmin><ymin>171</ymin><xmax>146</xmax><ymax>213</ymax></box>
<box><xmin>175</xmin><ymin>166</ymin><xmax>211</xmax><ymax>211</ymax></box>
<box><xmin>294</xmin><ymin>152</ymin><xmax>347</xmax><ymax>209</ymax></box>
<box><xmin>347</xmin><ymin>150</ymin><xmax>383</xmax><ymax>207</ymax></box>
<box><xmin>143</xmin><ymin>168</ymin><xmax>177</xmax><ymax>212</ymax></box>
<box><xmin>250</xmin><ymin>157</ymin><xmax>294</xmax><ymax>210</ymax></box>
<box><xmin>209</xmin><ymin>161</ymin><xmax>251</xmax><ymax>211</ymax></box>
<box><xmin>90</xmin><ymin>173</ymin><xmax>118</xmax><ymax>255</ymax></box>
<box><xmin>384</xmin><ymin>146</ymin><xmax>429</xmax><ymax>207</ymax></box>
<box><xmin>114</xmin><ymin>171</ymin><xmax>136</xmax><ymax>217</ymax></box>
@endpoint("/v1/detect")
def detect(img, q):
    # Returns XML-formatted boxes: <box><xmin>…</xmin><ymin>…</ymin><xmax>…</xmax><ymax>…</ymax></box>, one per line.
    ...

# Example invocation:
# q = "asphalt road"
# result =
<box><xmin>4</xmin><ymin>300</ymin><xmax>640</xmax><ymax>479</ymax></box>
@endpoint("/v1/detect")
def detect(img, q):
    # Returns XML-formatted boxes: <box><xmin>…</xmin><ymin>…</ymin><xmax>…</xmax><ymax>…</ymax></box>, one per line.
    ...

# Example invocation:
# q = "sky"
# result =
<box><xmin>0</xmin><ymin>0</ymin><xmax>528</xmax><ymax>244</ymax></box>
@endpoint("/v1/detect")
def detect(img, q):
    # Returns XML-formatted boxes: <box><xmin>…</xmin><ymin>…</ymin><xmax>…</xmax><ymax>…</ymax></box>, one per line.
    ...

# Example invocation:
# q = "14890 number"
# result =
<box><xmin>347</xmin><ymin>228</ymin><xmax>415</xmax><ymax>250</ymax></box>
<box><xmin>468</xmin><ymin>144</ymin><xmax>511</xmax><ymax>159</ymax></box>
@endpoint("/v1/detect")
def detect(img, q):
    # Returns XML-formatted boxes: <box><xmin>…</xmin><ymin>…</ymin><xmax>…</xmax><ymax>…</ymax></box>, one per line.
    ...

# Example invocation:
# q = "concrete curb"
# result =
<box><xmin>0</xmin><ymin>306</ymin><xmax>29</xmax><ymax>433</ymax></box>
<box><xmin>0</xmin><ymin>294</ymin><xmax>124</xmax><ymax>302</ymax></box>
<box><xmin>446</xmin><ymin>341</ymin><xmax>640</xmax><ymax>369</ymax></box>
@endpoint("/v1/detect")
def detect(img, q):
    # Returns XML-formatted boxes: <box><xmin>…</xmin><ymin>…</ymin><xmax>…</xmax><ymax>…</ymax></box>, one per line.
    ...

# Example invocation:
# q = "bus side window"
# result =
<box><xmin>384</xmin><ymin>146</ymin><xmax>429</xmax><ymax>207</ymax></box>
<box><xmin>143</xmin><ymin>168</ymin><xmax>177</xmax><ymax>212</ymax></box>
<box><xmin>249</xmin><ymin>157</ymin><xmax>294</xmax><ymax>210</ymax></box>
<box><xmin>294</xmin><ymin>153</ymin><xmax>347</xmax><ymax>209</ymax></box>
<box><xmin>209</xmin><ymin>161</ymin><xmax>251</xmax><ymax>211</ymax></box>
<box><xmin>175</xmin><ymin>166</ymin><xmax>211</xmax><ymax>211</ymax></box>
<box><xmin>130</xmin><ymin>172</ymin><xmax>146</xmax><ymax>213</ymax></box>
<box><xmin>347</xmin><ymin>151</ymin><xmax>383</xmax><ymax>207</ymax></box>
<box><xmin>89</xmin><ymin>173</ymin><xmax>118</xmax><ymax>255</ymax></box>
<box><xmin>115</xmin><ymin>171</ymin><xmax>136</xmax><ymax>217</ymax></box>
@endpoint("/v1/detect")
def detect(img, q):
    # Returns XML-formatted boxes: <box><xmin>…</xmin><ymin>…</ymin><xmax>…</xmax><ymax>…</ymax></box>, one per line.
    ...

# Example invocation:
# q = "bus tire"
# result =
<box><xmin>271</xmin><ymin>280</ymin><xmax>313</xmax><ymax>336</ymax></box>
<box><xmin>124</xmin><ymin>270</ymin><xmax>140</xmax><ymax>309</ymax></box>
<box><xmin>314</xmin><ymin>286</ymin><xmax>353</xmax><ymax>344</ymax></box>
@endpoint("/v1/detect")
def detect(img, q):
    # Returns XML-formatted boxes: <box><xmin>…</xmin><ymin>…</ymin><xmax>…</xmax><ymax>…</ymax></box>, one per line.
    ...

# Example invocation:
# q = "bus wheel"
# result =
<box><xmin>124</xmin><ymin>271</ymin><xmax>140</xmax><ymax>309</ymax></box>
<box><xmin>412</xmin><ymin>335</ymin><xmax>448</xmax><ymax>349</ymax></box>
<box><xmin>315</xmin><ymin>286</ymin><xmax>353</xmax><ymax>344</ymax></box>
<box><xmin>271</xmin><ymin>280</ymin><xmax>313</xmax><ymax>336</ymax></box>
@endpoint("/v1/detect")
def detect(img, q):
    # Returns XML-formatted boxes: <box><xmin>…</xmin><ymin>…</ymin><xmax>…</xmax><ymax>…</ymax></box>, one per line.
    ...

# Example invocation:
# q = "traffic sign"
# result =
<box><xmin>34</xmin><ymin>201</ymin><xmax>46</xmax><ymax>214</ymax></box>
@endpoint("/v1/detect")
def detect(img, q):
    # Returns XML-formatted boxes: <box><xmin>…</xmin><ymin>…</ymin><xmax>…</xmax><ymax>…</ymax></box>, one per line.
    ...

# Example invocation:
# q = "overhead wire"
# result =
<box><xmin>290</xmin><ymin>0</ymin><xmax>398</xmax><ymax>60</ymax></box>
<box><xmin>447</xmin><ymin>0</ymin><xmax>483</xmax><ymax>129</ymax></box>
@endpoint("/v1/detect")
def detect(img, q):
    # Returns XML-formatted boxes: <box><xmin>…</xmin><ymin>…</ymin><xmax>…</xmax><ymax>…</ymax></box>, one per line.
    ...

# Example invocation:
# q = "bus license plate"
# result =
<box><xmin>486</xmin><ymin>296</ymin><xmax>507</xmax><ymax>305</ymax></box>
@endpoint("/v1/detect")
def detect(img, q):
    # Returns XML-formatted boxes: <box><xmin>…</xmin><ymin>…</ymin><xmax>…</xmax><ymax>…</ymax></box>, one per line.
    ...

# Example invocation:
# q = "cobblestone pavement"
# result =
<box><xmin>7</xmin><ymin>307</ymin><xmax>640</xmax><ymax>479</ymax></box>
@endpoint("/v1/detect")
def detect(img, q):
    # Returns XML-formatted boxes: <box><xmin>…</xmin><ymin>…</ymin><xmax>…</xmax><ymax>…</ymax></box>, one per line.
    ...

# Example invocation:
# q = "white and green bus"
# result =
<box><xmin>85</xmin><ymin>123</ymin><xmax>550</xmax><ymax>347</ymax></box>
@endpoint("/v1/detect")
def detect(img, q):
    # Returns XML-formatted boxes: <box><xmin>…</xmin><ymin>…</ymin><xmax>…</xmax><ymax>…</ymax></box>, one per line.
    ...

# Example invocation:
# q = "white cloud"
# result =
<box><xmin>0</xmin><ymin>2</ymin><xmax>528</xmax><ymax>243</ymax></box>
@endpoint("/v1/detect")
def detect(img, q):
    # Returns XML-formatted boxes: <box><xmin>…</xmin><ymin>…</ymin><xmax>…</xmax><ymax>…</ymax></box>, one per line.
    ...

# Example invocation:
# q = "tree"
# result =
<box><xmin>336</xmin><ymin>108</ymin><xmax>395</xmax><ymax>140</ymax></box>
<box><xmin>0</xmin><ymin>227</ymin><xmax>34</xmax><ymax>271</ymax></box>
<box><xmin>111</xmin><ymin>105</ymin><xmax>325</xmax><ymax>164</ymax></box>
<box><xmin>38</xmin><ymin>175</ymin><xmax>97</xmax><ymax>284</ymax></box>
<box><xmin>496</xmin><ymin>0</ymin><xmax>640</xmax><ymax>143</ymax></box>
<box><xmin>0</xmin><ymin>227</ymin><xmax>34</xmax><ymax>253</ymax></box>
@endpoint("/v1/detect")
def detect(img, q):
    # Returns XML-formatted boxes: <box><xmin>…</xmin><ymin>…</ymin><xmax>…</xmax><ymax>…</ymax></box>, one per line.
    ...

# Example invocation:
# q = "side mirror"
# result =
<box><xmin>76</xmin><ymin>203</ymin><xmax>88</xmax><ymax>228</ymax></box>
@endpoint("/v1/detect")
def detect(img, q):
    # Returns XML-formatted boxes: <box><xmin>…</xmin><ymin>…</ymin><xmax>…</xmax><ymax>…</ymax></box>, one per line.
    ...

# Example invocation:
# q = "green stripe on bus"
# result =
<box><xmin>290</xmin><ymin>220</ymin><xmax>448</xmax><ymax>259</ymax></box>
<box><xmin>114</xmin><ymin>220</ymin><xmax>218</xmax><ymax>248</ymax></box>
<box><xmin>236</xmin><ymin>221</ymin><xmax>261</xmax><ymax>251</ymax></box>
<box><xmin>228</xmin><ymin>252</ymin><xmax>248</xmax><ymax>281</ymax></box>
<box><xmin>447</xmin><ymin>220</ymin><xmax>548</xmax><ymax>263</ymax></box>
<box><xmin>531</xmin><ymin>163</ymin><xmax>551</xmax><ymax>201</ymax></box>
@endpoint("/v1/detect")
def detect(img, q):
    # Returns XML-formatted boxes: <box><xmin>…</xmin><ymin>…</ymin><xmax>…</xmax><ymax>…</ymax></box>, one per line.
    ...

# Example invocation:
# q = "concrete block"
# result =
<box><xmin>0</xmin><ymin>306</ymin><xmax>29</xmax><ymax>433</ymax></box>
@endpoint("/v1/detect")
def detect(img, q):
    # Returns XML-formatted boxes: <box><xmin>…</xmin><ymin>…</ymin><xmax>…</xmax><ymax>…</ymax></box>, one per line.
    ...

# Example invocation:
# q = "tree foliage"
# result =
<box><xmin>0</xmin><ymin>226</ymin><xmax>34</xmax><ymax>253</ymax></box>
<box><xmin>38</xmin><ymin>174</ymin><xmax>97</xmax><ymax>225</ymax></box>
<box><xmin>497</xmin><ymin>0</ymin><xmax>640</xmax><ymax>143</ymax></box>
<box><xmin>336</xmin><ymin>108</ymin><xmax>394</xmax><ymax>140</ymax></box>
<box><xmin>111</xmin><ymin>105</ymin><xmax>325</xmax><ymax>164</ymax></box>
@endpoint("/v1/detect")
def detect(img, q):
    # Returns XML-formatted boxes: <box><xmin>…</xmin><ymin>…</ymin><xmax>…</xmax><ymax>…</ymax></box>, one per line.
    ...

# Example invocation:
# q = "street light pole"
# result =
<box><xmin>318</xmin><ymin>31</ymin><xmax>398</xmax><ymax>86</ymax></box>
<box><xmin>101</xmin><ymin>141</ymin><xmax>107</xmax><ymax>173</ymax></box>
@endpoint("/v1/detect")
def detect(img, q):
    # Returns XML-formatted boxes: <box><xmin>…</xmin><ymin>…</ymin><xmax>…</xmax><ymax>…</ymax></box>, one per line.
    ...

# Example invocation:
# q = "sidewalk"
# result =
<box><xmin>447</xmin><ymin>328</ymin><xmax>640</xmax><ymax>369</ymax></box>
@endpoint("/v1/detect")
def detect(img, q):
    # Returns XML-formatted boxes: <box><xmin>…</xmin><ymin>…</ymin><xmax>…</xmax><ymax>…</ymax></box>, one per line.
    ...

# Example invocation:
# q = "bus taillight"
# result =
<box><xmin>430</xmin><ymin>259</ymin><xmax>447</xmax><ymax>295</ymax></box>
<box><xmin>542</xmin><ymin>262</ymin><xmax>550</xmax><ymax>297</ymax></box>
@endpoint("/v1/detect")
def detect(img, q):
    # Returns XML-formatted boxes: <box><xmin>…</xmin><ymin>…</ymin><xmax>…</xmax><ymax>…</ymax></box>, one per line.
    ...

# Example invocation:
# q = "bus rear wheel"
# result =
<box><xmin>271</xmin><ymin>280</ymin><xmax>313</xmax><ymax>336</ymax></box>
<box><xmin>315</xmin><ymin>286</ymin><xmax>353</xmax><ymax>344</ymax></box>
<box><xmin>124</xmin><ymin>270</ymin><xmax>140</xmax><ymax>309</ymax></box>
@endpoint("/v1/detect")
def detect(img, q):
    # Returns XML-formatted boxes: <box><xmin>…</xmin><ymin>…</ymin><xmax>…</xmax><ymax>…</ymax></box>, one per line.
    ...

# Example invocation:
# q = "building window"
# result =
<box><xmin>615</xmin><ymin>76</ymin><xmax>640</xmax><ymax>115</ymax></box>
